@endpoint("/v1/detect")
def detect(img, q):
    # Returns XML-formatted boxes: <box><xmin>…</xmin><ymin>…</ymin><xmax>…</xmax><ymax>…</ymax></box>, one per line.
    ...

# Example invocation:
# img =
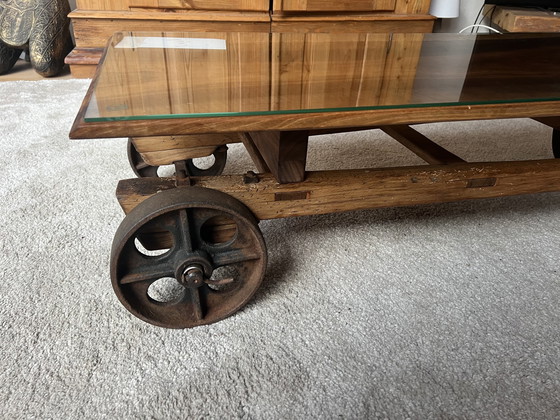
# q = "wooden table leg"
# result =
<box><xmin>244</xmin><ymin>131</ymin><xmax>309</xmax><ymax>184</ymax></box>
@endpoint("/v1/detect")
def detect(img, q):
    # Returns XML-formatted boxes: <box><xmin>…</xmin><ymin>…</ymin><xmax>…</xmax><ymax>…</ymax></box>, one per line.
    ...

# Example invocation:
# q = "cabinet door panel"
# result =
<box><xmin>276</xmin><ymin>0</ymin><xmax>396</xmax><ymax>12</ymax></box>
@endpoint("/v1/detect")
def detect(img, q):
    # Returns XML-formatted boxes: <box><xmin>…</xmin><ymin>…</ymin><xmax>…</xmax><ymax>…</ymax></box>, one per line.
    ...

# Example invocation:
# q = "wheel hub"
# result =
<box><xmin>175</xmin><ymin>252</ymin><xmax>213</xmax><ymax>289</ymax></box>
<box><xmin>181</xmin><ymin>265</ymin><xmax>205</xmax><ymax>288</ymax></box>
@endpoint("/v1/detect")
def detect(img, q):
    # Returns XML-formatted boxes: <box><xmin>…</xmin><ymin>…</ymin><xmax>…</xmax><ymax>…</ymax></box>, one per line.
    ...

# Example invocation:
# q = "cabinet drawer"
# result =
<box><xmin>274</xmin><ymin>0</ymin><xmax>396</xmax><ymax>12</ymax></box>
<box><xmin>129</xmin><ymin>0</ymin><xmax>269</xmax><ymax>11</ymax></box>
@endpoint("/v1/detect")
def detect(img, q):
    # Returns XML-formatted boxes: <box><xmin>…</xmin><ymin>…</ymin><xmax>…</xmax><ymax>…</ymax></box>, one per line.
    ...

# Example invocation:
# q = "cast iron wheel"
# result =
<box><xmin>127</xmin><ymin>139</ymin><xmax>228</xmax><ymax>177</ymax></box>
<box><xmin>553</xmin><ymin>129</ymin><xmax>560</xmax><ymax>159</ymax></box>
<box><xmin>110</xmin><ymin>187</ymin><xmax>267</xmax><ymax>328</ymax></box>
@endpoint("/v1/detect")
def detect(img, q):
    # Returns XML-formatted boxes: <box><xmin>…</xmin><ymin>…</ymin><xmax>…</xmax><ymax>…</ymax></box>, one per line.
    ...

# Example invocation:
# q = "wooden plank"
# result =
<box><xmin>70</xmin><ymin>10</ymin><xmax>271</xmax><ymax>48</ymax></box>
<box><xmin>70</xmin><ymin>102</ymin><xmax>560</xmax><ymax>139</ymax></box>
<box><xmin>131</xmin><ymin>134</ymin><xmax>241</xmax><ymax>165</ymax></box>
<box><xmin>394</xmin><ymin>0</ymin><xmax>431</xmax><ymax>14</ymax></box>
<box><xmin>115</xmin><ymin>159</ymin><xmax>560</xmax><ymax>219</ymax></box>
<box><xmin>275</xmin><ymin>0</ymin><xmax>396</xmax><ymax>12</ymax></box>
<box><xmin>69</xmin><ymin>9</ymin><xmax>271</xmax><ymax>21</ymax></box>
<box><xmin>68</xmin><ymin>64</ymin><xmax>98</xmax><ymax>78</ymax></box>
<box><xmin>246</xmin><ymin>131</ymin><xmax>309</xmax><ymax>183</ymax></box>
<box><xmin>488</xmin><ymin>6</ymin><xmax>560</xmax><ymax>33</ymax></box>
<box><xmin>240</xmin><ymin>133</ymin><xmax>271</xmax><ymax>173</ymax></box>
<box><xmin>271</xmin><ymin>14</ymin><xmax>434</xmax><ymax>33</ymax></box>
<box><xmin>76</xmin><ymin>0</ymin><xmax>130</xmax><ymax>11</ymax></box>
<box><xmin>152</xmin><ymin>0</ymin><xmax>268</xmax><ymax>11</ymax></box>
<box><xmin>381</xmin><ymin>125</ymin><xmax>465</xmax><ymax>165</ymax></box>
<box><xmin>64</xmin><ymin>48</ymin><xmax>103</xmax><ymax>65</ymax></box>
<box><xmin>65</xmin><ymin>47</ymin><xmax>104</xmax><ymax>78</ymax></box>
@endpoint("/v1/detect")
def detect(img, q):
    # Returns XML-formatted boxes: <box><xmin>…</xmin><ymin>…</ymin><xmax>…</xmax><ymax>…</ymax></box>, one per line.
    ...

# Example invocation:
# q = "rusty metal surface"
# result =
<box><xmin>110</xmin><ymin>186</ymin><xmax>267</xmax><ymax>328</ymax></box>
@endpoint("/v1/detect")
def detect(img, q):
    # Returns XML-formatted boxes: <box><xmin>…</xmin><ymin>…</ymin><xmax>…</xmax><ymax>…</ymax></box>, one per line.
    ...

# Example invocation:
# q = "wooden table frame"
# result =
<box><xmin>69</xmin><ymin>35</ymin><xmax>560</xmax><ymax>327</ymax></box>
<box><xmin>71</xmin><ymin>91</ymin><xmax>560</xmax><ymax>222</ymax></box>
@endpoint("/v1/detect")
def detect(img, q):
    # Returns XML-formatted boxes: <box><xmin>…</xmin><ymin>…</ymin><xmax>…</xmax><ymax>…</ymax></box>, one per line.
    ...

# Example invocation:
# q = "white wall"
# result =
<box><xmin>438</xmin><ymin>0</ymin><xmax>486</xmax><ymax>33</ymax></box>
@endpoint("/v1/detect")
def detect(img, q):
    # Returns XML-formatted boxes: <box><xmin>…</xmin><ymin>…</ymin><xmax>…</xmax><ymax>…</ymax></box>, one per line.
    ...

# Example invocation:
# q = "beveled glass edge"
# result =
<box><xmin>83</xmin><ymin>97</ymin><xmax>560</xmax><ymax>123</ymax></box>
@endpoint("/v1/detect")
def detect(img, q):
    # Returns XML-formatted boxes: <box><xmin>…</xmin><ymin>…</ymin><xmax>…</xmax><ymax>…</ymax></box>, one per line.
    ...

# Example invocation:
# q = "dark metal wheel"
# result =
<box><xmin>553</xmin><ymin>129</ymin><xmax>560</xmax><ymax>159</ymax></box>
<box><xmin>110</xmin><ymin>187</ymin><xmax>267</xmax><ymax>328</ymax></box>
<box><xmin>127</xmin><ymin>139</ymin><xmax>228</xmax><ymax>177</ymax></box>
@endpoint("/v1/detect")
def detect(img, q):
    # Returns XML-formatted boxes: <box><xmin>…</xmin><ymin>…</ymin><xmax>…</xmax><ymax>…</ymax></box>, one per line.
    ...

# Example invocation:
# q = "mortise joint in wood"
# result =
<box><xmin>274</xmin><ymin>191</ymin><xmax>310</xmax><ymax>201</ymax></box>
<box><xmin>467</xmin><ymin>178</ymin><xmax>497</xmax><ymax>188</ymax></box>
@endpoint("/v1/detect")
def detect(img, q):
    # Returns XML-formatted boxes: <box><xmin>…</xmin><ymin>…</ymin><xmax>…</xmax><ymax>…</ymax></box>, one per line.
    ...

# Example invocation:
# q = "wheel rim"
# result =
<box><xmin>110</xmin><ymin>187</ymin><xmax>267</xmax><ymax>328</ymax></box>
<box><xmin>127</xmin><ymin>138</ymin><xmax>159</xmax><ymax>177</ymax></box>
<box><xmin>185</xmin><ymin>146</ymin><xmax>228</xmax><ymax>176</ymax></box>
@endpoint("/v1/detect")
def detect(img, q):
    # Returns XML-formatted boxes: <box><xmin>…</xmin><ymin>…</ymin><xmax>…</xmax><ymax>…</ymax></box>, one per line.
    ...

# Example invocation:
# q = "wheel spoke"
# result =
<box><xmin>206</xmin><ymin>277</ymin><xmax>234</xmax><ymax>286</ymax></box>
<box><xmin>212</xmin><ymin>247</ymin><xmax>262</xmax><ymax>267</ymax></box>
<box><xmin>189</xmin><ymin>287</ymin><xmax>204</xmax><ymax>320</ymax></box>
<box><xmin>135</xmin><ymin>161</ymin><xmax>150</xmax><ymax>171</ymax></box>
<box><xmin>171</xmin><ymin>208</ymin><xmax>193</xmax><ymax>253</ymax></box>
<box><xmin>120</xmin><ymin>259</ymin><xmax>175</xmax><ymax>285</ymax></box>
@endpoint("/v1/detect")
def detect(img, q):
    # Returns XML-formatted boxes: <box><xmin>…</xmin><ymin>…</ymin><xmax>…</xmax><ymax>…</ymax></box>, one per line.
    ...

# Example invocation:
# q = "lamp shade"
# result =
<box><xmin>429</xmin><ymin>0</ymin><xmax>460</xmax><ymax>18</ymax></box>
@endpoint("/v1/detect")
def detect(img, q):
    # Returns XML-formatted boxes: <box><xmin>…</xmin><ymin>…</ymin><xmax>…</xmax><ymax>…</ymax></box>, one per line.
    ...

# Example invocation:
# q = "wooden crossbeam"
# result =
<box><xmin>381</xmin><ymin>125</ymin><xmax>465</xmax><ymax>165</ymax></box>
<box><xmin>116</xmin><ymin>159</ymin><xmax>560</xmax><ymax>220</ymax></box>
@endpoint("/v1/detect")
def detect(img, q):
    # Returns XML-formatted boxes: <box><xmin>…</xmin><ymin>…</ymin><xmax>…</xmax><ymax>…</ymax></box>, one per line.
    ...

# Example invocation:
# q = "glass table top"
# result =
<box><xmin>84</xmin><ymin>31</ymin><xmax>560</xmax><ymax>123</ymax></box>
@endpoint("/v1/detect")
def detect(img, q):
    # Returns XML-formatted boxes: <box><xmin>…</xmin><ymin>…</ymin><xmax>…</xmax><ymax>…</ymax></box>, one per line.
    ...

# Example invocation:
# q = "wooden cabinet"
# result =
<box><xmin>66</xmin><ymin>0</ymin><xmax>434</xmax><ymax>77</ymax></box>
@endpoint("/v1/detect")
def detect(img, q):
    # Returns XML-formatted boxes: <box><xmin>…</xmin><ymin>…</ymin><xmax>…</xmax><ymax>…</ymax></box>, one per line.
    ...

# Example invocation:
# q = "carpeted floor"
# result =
<box><xmin>1</xmin><ymin>79</ymin><xmax>560</xmax><ymax>419</ymax></box>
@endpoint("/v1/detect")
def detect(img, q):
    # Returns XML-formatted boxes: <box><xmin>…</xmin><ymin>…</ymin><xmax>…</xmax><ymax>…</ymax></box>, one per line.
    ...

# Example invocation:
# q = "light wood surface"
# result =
<box><xmin>129</xmin><ymin>0</ymin><xmax>268</xmax><ymax>11</ymax></box>
<box><xmin>132</xmin><ymin>134</ymin><xmax>240</xmax><ymax>164</ymax></box>
<box><xmin>273</xmin><ymin>0</ymin><xmax>396</xmax><ymax>12</ymax></box>
<box><xmin>270</xmin><ymin>13</ymin><xmax>434</xmax><ymax>33</ymax></box>
<box><xmin>67</xmin><ymin>0</ymin><xmax>434</xmax><ymax>76</ymax></box>
<box><xmin>71</xmin><ymin>10</ymin><xmax>271</xmax><ymax>48</ymax></box>
<box><xmin>115</xmin><ymin>159</ymin><xmax>560</xmax><ymax>219</ymax></box>
<box><xmin>77</xmin><ymin>0</ymin><xmax>268</xmax><ymax>10</ymax></box>
<box><xmin>487</xmin><ymin>5</ymin><xmax>560</xmax><ymax>33</ymax></box>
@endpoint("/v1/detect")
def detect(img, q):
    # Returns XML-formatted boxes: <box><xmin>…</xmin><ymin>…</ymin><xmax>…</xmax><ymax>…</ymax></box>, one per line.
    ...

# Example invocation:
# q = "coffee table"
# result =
<box><xmin>70</xmin><ymin>31</ymin><xmax>560</xmax><ymax>328</ymax></box>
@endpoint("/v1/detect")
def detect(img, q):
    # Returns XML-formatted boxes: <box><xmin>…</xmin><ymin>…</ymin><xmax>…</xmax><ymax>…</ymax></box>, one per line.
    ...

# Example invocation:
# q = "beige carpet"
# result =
<box><xmin>1</xmin><ymin>79</ymin><xmax>560</xmax><ymax>418</ymax></box>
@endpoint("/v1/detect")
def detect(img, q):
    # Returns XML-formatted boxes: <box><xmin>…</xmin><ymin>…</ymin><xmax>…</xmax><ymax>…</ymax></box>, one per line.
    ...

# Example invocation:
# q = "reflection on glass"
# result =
<box><xmin>84</xmin><ymin>31</ymin><xmax>560</xmax><ymax>122</ymax></box>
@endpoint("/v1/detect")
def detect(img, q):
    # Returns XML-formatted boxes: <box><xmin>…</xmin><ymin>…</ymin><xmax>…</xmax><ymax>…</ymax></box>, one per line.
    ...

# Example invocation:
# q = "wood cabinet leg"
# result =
<box><xmin>245</xmin><ymin>131</ymin><xmax>309</xmax><ymax>183</ymax></box>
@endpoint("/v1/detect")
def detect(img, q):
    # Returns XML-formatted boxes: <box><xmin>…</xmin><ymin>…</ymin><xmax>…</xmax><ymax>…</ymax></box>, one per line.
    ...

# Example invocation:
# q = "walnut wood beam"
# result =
<box><xmin>116</xmin><ymin>159</ymin><xmax>560</xmax><ymax>220</ymax></box>
<box><xmin>381</xmin><ymin>125</ymin><xmax>465</xmax><ymax>165</ymax></box>
<box><xmin>246</xmin><ymin>131</ymin><xmax>309</xmax><ymax>183</ymax></box>
<box><xmin>533</xmin><ymin>117</ymin><xmax>560</xmax><ymax>129</ymax></box>
<box><xmin>240</xmin><ymin>133</ymin><xmax>270</xmax><ymax>173</ymax></box>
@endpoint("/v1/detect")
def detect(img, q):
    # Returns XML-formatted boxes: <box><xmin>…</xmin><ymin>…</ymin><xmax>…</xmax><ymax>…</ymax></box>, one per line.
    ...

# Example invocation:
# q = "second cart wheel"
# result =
<box><xmin>110</xmin><ymin>187</ymin><xmax>267</xmax><ymax>328</ymax></box>
<box><xmin>127</xmin><ymin>139</ymin><xmax>228</xmax><ymax>177</ymax></box>
<box><xmin>553</xmin><ymin>129</ymin><xmax>560</xmax><ymax>159</ymax></box>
